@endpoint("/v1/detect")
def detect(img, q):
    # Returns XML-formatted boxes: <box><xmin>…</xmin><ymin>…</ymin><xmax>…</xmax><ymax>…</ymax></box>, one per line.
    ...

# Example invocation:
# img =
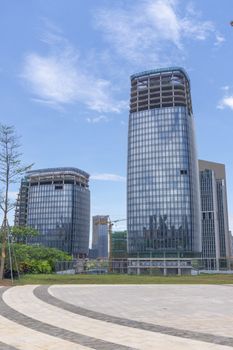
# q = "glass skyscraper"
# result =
<box><xmin>15</xmin><ymin>167</ymin><xmax>90</xmax><ymax>257</ymax></box>
<box><xmin>127</xmin><ymin>67</ymin><xmax>201</xmax><ymax>255</ymax></box>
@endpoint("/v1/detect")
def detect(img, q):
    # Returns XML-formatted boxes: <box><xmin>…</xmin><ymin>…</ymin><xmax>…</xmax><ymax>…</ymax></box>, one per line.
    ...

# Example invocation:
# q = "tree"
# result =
<box><xmin>11</xmin><ymin>226</ymin><xmax>39</xmax><ymax>244</ymax></box>
<box><xmin>0</xmin><ymin>124</ymin><xmax>32</xmax><ymax>280</ymax></box>
<box><xmin>1</xmin><ymin>243</ymin><xmax>72</xmax><ymax>275</ymax></box>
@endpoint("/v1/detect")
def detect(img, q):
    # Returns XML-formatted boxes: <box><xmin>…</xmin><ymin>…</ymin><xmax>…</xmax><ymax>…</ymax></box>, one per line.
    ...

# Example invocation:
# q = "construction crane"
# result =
<box><xmin>94</xmin><ymin>217</ymin><xmax>126</xmax><ymax>272</ymax></box>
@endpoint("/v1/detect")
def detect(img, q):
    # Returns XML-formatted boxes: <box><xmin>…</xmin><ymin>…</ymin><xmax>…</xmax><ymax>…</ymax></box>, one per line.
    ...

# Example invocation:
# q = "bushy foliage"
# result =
<box><xmin>2</xmin><ymin>243</ymin><xmax>72</xmax><ymax>276</ymax></box>
<box><xmin>11</xmin><ymin>226</ymin><xmax>39</xmax><ymax>244</ymax></box>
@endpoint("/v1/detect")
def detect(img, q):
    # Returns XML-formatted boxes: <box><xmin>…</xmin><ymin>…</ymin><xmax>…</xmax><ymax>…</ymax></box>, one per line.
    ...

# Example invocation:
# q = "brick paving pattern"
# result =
<box><xmin>0</xmin><ymin>285</ymin><xmax>233</xmax><ymax>349</ymax></box>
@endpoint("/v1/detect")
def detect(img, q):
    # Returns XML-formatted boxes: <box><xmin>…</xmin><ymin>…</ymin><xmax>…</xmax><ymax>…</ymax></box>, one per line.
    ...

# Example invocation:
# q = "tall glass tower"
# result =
<box><xmin>127</xmin><ymin>67</ymin><xmax>201</xmax><ymax>255</ymax></box>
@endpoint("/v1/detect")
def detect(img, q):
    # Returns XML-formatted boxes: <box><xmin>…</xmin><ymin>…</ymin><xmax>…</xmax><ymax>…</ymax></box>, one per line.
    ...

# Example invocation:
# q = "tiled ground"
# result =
<box><xmin>0</xmin><ymin>285</ymin><xmax>233</xmax><ymax>349</ymax></box>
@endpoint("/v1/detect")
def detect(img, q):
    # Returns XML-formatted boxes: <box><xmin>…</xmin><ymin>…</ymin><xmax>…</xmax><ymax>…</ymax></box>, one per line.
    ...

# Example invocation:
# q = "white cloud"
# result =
<box><xmin>95</xmin><ymin>0</ymin><xmax>217</xmax><ymax>65</ymax></box>
<box><xmin>181</xmin><ymin>18</ymin><xmax>214</xmax><ymax>41</ymax></box>
<box><xmin>86</xmin><ymin>115</ymin><xmax>110</xmax><ymax>123</ymax></box>
<box><xmin>21</xmin><ymin>31</ymin><xmax>126</xmax><ymax>113</ymax></box>
<box><xmin>218</xmin><ymin>87</ymin><xmax>233</xmax><ymax>110</ymax></box>
<box><xmin>218</xmin><ymin>96</ymin><xmax>233</xmax><ymax>110</ymax></box>
<box><xmin>146</xmin><ymin>0</ymin><xmax>182</xmax><ymax>47</ymax></box>
<box><xmin>91</xmin><ymin>173</ymin><xmax>126</xmax><ymax>182</ymax></box>
<box><xmin>214</xmin><ymin>33</ymin><xmax>225</xmax><ymax>46</ymax></box>
<box><xmin>221</xmin><ymin>86</ymin><xmax>230</xmax><ymax>91</ymax></box>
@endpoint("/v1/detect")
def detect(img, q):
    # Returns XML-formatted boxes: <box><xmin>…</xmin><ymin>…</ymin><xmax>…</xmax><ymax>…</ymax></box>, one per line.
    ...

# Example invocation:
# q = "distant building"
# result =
<box><xmin>15</xmin><ymin>167</ymin><xmax>90</xmax><ymax>257</ymax></box>
<box><xmin>127</xmin><ymin>67</ymin><xmax>201</xmax><ymax>256</ymax></box>
<box><xmin>88</xmin><ymin>248</ymin><xmax>98</xmax><ymax>259</ymax></box>
<box><xmin>199</xmin><ymin>160</ymin><xmax>231</xmax><ymax>269</ymax></box>
<box><xmin>128</xmin><ymin>257</ymin><xmax>193</xmax><ymax>276</ymax></box>
<box><xmin>112</xmin><ymin>231</ymin><xmax>127</xmax><ymax>258</ymax></box>
<box><xmin>229</xmin><ymin>232</ymin><xmax>233</xmax><ymax>258</ymax></box>
<box><xmin>92</xmin><ymin>216</ymin><xmax>109</xmax><ymax>258</ymax></box>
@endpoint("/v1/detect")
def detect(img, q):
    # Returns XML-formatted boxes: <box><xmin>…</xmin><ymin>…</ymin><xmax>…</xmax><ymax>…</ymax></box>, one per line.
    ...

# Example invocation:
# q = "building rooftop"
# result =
<box><xmin>131</xmin><ymin>66</ymin><xmax>190</xmax><ymax>82</ymax></box>
<box><xmin>27</xmin><ymin>167</ymin><xmax>89</xmax><ymax>178</ymax></box>
<box><xmin>198</xmin><ymin>160</ymin><xmax>226</xmax><ymax>180</ymax></box>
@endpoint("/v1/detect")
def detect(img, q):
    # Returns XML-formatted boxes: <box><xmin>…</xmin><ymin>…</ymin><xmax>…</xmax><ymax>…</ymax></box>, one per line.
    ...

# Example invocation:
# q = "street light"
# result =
<box><xmin>230</xmin><ymin>21</ymin><xmax>233</xmax><ymax>26</ymax></box>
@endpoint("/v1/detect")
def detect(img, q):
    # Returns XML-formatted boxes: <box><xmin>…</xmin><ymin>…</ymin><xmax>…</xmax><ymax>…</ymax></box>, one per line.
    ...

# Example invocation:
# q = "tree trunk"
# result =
<box><xmin>0</xmin><ymin>217</ymin><xmax>7</xmax><ymax>280</ymax></box>
<box><xmin>0</xmin><ymin>125</ymin><xmax>32</xmax><ymax>280</ymax></box>
<box><xmin>0</xmin><ymin>158</ymin><xmax>9</xmax><ymax>280</ymax></box>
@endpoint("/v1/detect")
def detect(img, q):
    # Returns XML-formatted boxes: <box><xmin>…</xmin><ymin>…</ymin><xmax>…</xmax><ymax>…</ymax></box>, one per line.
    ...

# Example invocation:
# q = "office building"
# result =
<box><xmin>92</xmin><ymin>215</ymin><xmax>109</xmax><ymax>258</ymax></box>
<box><xmin>127</xmin><ymin>67</ymin><xmax>201</xmax><ymax>256</ymax></box>
<box><xmin>112</xmin><ymin>231</ymin><xmax>127</xmax><ymax>258</ymax></box>
<box><xmin>199</xmin><ymin>160</ymin><xmax>231</xmax><ymax>269</ymax></box>
<box><xmin>15</xmin><ymin>167</ymin><xmax>90</xmax><ymax>257</ymax></box>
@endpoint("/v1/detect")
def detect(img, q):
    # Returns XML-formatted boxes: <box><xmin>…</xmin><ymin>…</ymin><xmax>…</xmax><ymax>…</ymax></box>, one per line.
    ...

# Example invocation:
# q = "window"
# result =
<box><xmin>64</xmin><ymin>180</ymin><xmax>74</xmax><ymax>185</ymax></box>
<box><xmin>55</xmin><ymin>185</ymin><xmax>63</xmax><ymax>190</ymax></box>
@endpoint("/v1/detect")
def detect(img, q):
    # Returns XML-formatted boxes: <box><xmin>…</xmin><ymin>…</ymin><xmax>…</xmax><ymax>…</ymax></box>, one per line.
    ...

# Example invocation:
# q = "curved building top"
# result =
<box><xmin>27</xmin><ymin>167</ymin><xmax>89</xmax><ymax>178</ymax></box>
<box><xmin>131</xmin><ymin>67</ymin><xmax>190</xmax><ymax>82</ymax></box>
<box><xmin>26</xmin><ymin>167</ymin><xmax>90</xmax><ymax>188</ymax></box>
<box><xmin>130</xmin><ymin>67</ymin><xmax>192</xmax><ymax>115</ymax></box>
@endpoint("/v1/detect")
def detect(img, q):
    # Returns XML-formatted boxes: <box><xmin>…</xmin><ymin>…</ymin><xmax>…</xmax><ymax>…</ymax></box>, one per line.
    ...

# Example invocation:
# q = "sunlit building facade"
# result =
<box><xmin>199</xmin><ymin>160</ymin><xmax>231</xmax><ymax>269</ymax></box>
<box><xmin>15</xmin><ymin>167</ymin><xmax>90</xmax><ymax>257</ymax></box>
<box><xmin>127</xmin><ymin>67</ymin><xmax>201</xmax><ymax>255</ymax></box>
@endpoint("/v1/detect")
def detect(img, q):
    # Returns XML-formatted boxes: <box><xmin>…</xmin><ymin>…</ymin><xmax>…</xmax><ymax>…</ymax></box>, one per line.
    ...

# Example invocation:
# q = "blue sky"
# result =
<box><xmin>1</xmin><ymin>0</ymin><xmax>233</xmax><ymax>232</ymax></box>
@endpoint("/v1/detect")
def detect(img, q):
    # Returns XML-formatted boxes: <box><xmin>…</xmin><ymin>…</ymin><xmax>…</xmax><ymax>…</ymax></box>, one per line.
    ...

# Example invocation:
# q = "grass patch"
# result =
<box><xmin>10</xmin><ymin>273</ymin><xmax>233</xmax><ymax>285</ymax></box>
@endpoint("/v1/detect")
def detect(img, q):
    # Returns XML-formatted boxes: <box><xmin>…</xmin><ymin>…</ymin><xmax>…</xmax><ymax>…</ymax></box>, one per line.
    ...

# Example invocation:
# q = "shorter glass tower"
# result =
<box><xmin>15</xmin><ymin>167</ymin><xmax>90</xmax><ymax>257</ymax></box>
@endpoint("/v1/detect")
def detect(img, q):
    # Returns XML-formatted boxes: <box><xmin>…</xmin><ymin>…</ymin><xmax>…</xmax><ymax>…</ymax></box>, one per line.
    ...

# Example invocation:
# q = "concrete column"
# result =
<box><xmin>163</xmin><ymin>268</ymin><xmax>167</xmax><ymax>276</ymax></box>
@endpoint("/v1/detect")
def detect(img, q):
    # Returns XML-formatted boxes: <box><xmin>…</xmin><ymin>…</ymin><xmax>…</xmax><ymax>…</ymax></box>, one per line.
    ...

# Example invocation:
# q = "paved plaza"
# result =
<box><xmin>0</xmin><ymin>284</ymin><xmax>233</xmax><ymax>349</ymax></box>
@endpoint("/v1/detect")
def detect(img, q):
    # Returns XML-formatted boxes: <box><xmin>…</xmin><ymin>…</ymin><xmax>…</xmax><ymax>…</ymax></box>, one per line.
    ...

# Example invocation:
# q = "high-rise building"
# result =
<box><xmin>199</xmin><ymin>160</ymin><xmax>231</xmax><ymax>269</ymax></box>
<box><xmin>92</xmin><ymin>215</ymin><xmax>109</xmax><ymax>258</ymax></box>
<box><xmin>127</xmin><ymin>67</ymin><xmax>201</xmax><ymax>256</ymax></box>
<box><xmin>15</xmin><ymin>167</ymin><xmax>90</xmax><ymax>257</ymax></box>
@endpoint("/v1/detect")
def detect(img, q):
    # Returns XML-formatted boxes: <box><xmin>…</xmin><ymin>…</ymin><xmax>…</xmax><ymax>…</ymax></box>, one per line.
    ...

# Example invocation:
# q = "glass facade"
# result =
<box><xmin>199</xmin><ymin>160</ymin><xmax>231</xmax><ymax>269</ymax></box>
<box><xmin>199</xmin><ymin>168</ymin><xmax>219</xmax><ymax>269</ymax></box>
<box><xmin>127</xmin><ymin>67</ymin><xmax>201</xmax><ymax>255</ymax></box>
<box><xmin>216</xmin><ymin>179</ymin><xmax>228</xmax><ymax>258</ymax></box>
<box><xmin>112</xmin><ymin>231</ymin><xmax>127</xmax><ymax>258</ymax></box>
<box><xmin>92</xmin><ymin>216</ymin><xmax>109</xmax><ymax>258</ymax></box>
<box><xmin>15</xmin><ymin>168</ymin><xmax>90</xmax><ymax>257</ymax></box>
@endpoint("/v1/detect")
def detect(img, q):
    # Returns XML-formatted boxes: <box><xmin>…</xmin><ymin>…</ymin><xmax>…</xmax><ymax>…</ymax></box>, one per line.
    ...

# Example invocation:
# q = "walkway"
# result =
<box><xmin>0</xmin><ymin>285</ymin><xmax>233</xmax><ymax>349</ymax></box>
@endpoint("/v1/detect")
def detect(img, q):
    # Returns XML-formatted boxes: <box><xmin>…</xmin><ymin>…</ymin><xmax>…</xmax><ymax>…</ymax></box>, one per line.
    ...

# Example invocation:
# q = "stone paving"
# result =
<box><xmin>0</xmin><ymin>285</ymin><xmax>233</xmax><ymax>349</ymax></box>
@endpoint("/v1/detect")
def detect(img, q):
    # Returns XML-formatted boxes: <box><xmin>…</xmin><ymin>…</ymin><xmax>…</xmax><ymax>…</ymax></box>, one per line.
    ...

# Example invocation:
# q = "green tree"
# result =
<box><xmin>11</xmin><ymin>226</ymin><xmax>39</xmax><ymax>244</ymax></box>
<box><xmin>2</xmin><ymin>243</ymin><xmax>72</xmax><ymax>275</ymax></box>
<box><xmin>0</xmin><ymin>124</ymin><xmax>32</xmax><ymax>280</ymax></box>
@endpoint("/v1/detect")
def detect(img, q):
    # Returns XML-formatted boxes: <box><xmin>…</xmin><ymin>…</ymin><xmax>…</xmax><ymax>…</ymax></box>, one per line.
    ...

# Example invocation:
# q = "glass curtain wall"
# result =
<box><xmin>127</xmin><ymin>68</ymin><xmax>201</xmax><ymax>255</ymax></box>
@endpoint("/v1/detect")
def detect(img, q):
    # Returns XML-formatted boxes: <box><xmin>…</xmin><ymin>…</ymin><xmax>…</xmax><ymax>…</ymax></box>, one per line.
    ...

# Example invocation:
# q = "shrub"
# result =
<box><xmin>1</xmin><ymin>243</ymin><xmax>72</xmax><ymax>276</ymax></box>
